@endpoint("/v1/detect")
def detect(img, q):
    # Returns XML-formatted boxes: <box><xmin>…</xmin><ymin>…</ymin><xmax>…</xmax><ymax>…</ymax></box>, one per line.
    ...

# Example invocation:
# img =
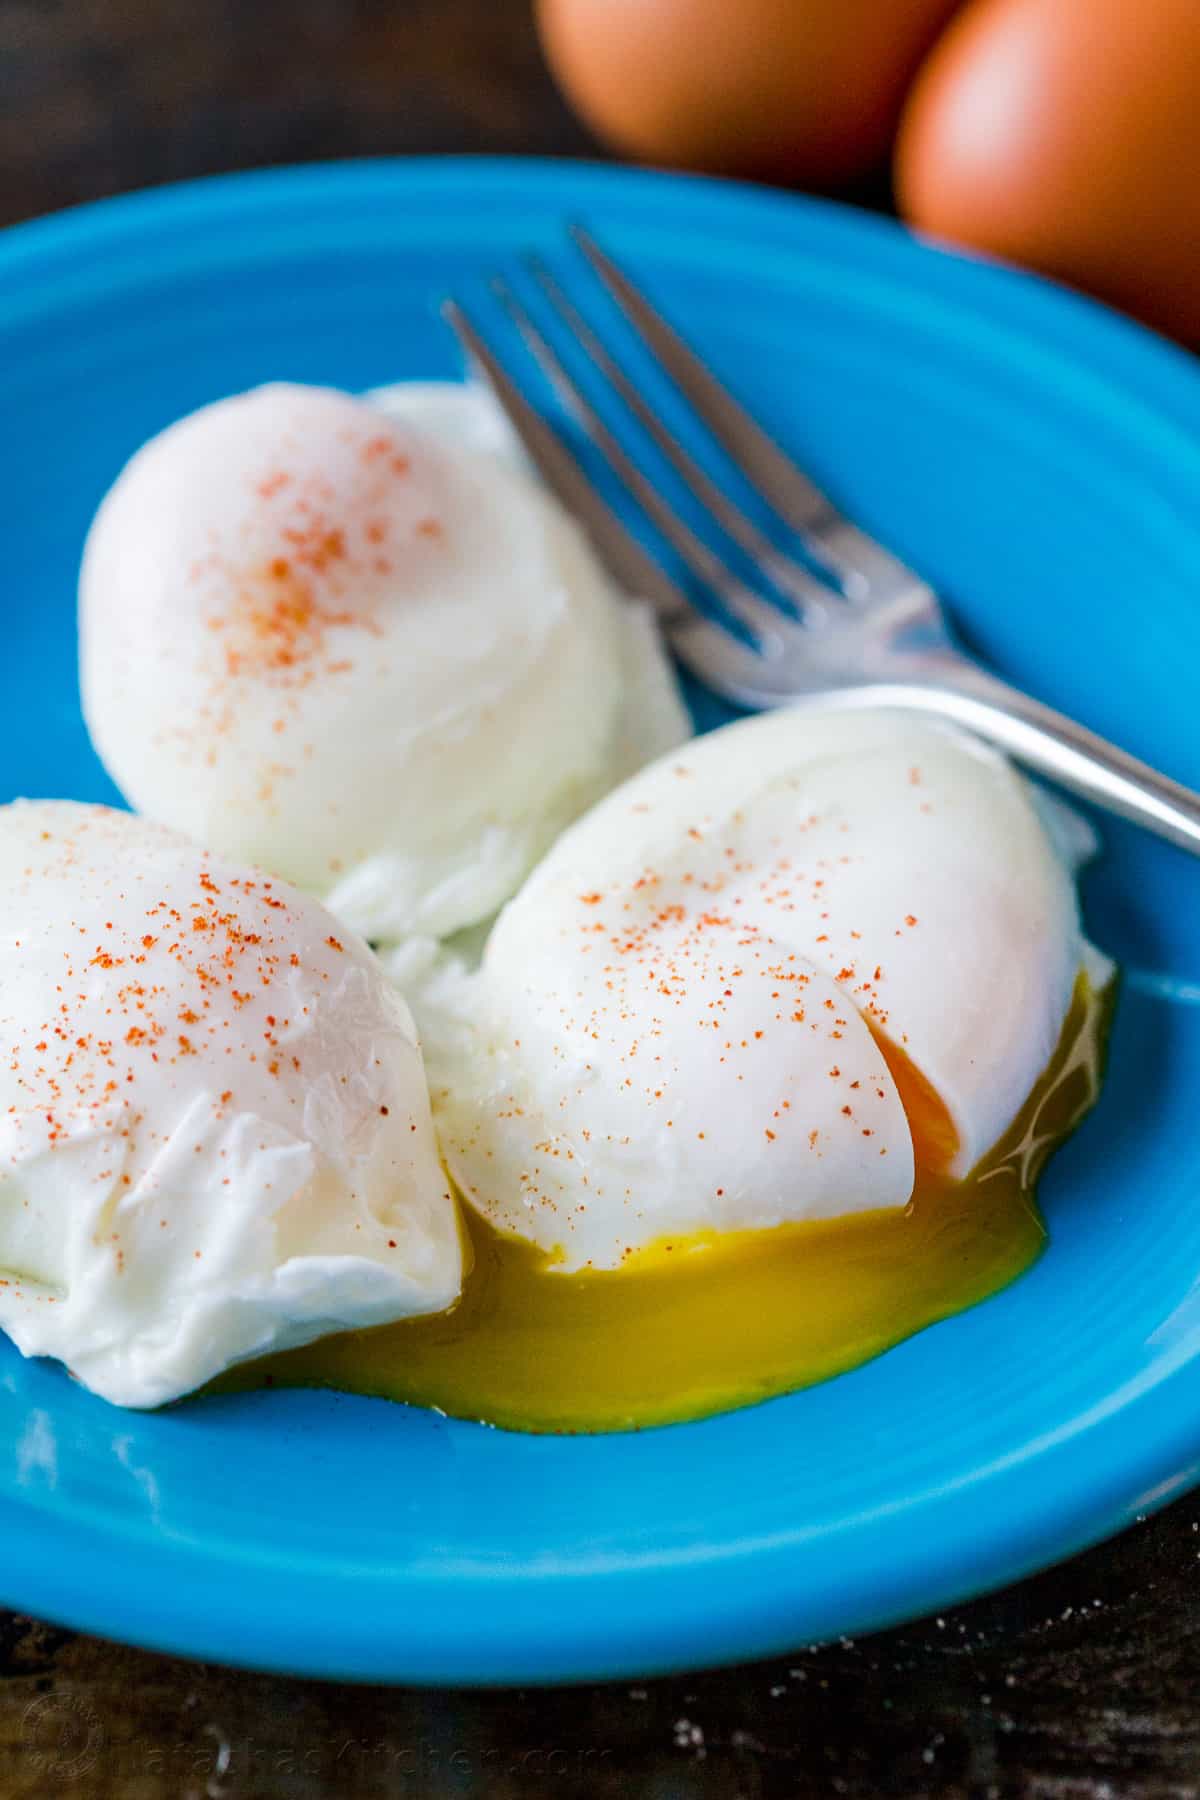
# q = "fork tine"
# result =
<box><xmin>445</xmin><ymin>297</ymin><xmax>860</xmax><ymax>708</ymax></box>
<box><xmin>489</xmin><ymin>278</ymin><xmax>806</xmax><ymax>653</ymax></box>
<box><xmin>571</xmin><ymin>228</ymin><xmax>836</xmax><ymax>526</ymax></box>
<box><xmin>445</xmin><ymin>299</ymin><xmax>792</xmax><ymax>701</ymax></box>
<box><xmin>572</xmin><ymin>227</ymin><xmax>915</xmax><ymax>595</ymax></box>
<box><xmin>524</xmin><ymin>255</ymin><xmax>837</xmax><ymax>622</ymax></box>
<box><xmin>443</xmin><ymin>301</ymin><xmax>691</xmax><ymax>628</ymax></box>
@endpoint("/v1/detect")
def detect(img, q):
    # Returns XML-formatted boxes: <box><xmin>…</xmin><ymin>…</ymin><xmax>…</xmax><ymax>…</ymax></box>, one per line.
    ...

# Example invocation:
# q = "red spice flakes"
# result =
<box><xmin>361</xmin><ymin>433</ymin><xmax>409</xmax><ymax>475</ymax></box>
<box><xmin>201</xmin><ymin>428</ymin><xmax>417</xmax><ymax>694</ymax></box>
<box><xmin>212</xmin><ymin>571</ymin><xmax>364</xmax><ymax>681</ymax></box>
<box><xmin>325</xmin><ymin>935</ymin><xmax>343</xmax><ymax>953</ymax></box>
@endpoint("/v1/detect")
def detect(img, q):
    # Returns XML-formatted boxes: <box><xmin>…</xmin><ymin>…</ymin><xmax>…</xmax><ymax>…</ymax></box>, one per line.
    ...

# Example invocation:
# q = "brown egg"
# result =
<box><xmin>536</xmin><ymin>0</ymin><xmax>966</xmax><ymax>188</ymax></box>
<box><xmin>895</xmin><ymin>0</ymin><xmax>1200</xmax><ymax>343</ymax></box>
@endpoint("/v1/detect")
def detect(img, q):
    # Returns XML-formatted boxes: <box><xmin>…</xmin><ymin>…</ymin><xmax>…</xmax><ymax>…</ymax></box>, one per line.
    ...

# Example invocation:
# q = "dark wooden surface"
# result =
<box><xmin>1</xmin><ymin>3</ymin><xmax>1197</xmax><ymax>1794</ymax></box>
<box><xmin>4</xmin><ymin>1496</ymin><xmax>1200</xmax><ymax>1798</ymax></box>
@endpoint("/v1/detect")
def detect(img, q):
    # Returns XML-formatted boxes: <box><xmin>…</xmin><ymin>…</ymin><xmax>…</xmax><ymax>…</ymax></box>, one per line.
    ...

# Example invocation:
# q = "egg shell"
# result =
<box><xmin>895</xmin><ymin>0</ymin><xmax>1200</xmax><ymax>343</ymax></box>
<box><xmin>536</xmin><ymin>0</ymin><xmax>966</xmax><ymax>187</ymax></box>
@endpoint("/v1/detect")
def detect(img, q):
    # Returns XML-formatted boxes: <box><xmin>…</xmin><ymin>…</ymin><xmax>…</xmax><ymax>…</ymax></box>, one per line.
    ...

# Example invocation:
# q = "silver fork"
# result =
<box><xmin>446</xmin><ymin>228</ymin><xmax>1200</xmax><ymax>856</ymax></box>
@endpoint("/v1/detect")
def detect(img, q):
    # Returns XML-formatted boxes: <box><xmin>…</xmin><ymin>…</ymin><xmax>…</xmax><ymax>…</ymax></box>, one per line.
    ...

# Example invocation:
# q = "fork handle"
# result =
<box><xmin>802</xmin><ymin>671</ymin><xmax>1200</xmax><ymax>855</ymax></box>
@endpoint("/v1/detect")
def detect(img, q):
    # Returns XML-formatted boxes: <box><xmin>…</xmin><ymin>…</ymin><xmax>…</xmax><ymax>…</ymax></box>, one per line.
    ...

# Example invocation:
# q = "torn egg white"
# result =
<box><xmin>0</xmin><ymin>801</ymin><xmax>461</xmax><ymax>1407</ymax></box>
<box><xmin>427</xmin><ymin>707</ymin><xmax>1105</xmax><ymax>1270</ymax></box>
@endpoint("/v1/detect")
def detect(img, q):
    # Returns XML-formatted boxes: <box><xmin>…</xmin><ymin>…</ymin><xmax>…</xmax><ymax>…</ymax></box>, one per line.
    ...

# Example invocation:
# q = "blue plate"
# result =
<box><xmin>3</xmin><ymin>158</ymin><xmax>1200</xmax><ymax>1685</ymax></box>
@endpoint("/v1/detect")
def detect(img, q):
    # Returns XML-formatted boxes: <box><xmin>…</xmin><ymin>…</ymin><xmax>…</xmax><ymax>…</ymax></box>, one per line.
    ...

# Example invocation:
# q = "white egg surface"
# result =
<box><xmin>0</xmin><ymin>802</ymin><xmax>460</xmax><ymax>1407</ymax></box>
<box><xmin>431</xmin><ymin>708</ymin><xmax>1097</xmax><ymax>1270</ymax></box>
<box><xmin>80</xmin><ymin>382</ymin><xmax>689</xmax><ymax>947</ymax></box>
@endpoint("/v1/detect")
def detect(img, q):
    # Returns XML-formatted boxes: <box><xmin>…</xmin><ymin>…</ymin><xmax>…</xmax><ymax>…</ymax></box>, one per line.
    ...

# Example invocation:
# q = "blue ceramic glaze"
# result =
<box><xmin>2</xmin><ymin>158</ymin><xmax>1200</xmax><ymax>1682</ymax></box>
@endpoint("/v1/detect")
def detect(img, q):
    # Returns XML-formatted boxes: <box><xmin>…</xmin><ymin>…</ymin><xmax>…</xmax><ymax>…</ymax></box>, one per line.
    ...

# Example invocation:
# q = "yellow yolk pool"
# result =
<box><xmin>215</xmin><ymin>977</ymin><xmax>1110</xmax><ymax>1431</ymax></box>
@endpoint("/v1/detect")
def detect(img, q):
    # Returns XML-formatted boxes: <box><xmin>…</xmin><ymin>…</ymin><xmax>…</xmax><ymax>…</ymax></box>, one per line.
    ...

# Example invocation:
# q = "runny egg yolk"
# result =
<box><xmin>216</xmin><ymin>976</ymin><xmax>1110</xmax><ymax>1432</ymax></box>
<box><xmin>870</xmin><ymin>1027</ymin><xmax>961</xmax><ymax>1175</ymax></box>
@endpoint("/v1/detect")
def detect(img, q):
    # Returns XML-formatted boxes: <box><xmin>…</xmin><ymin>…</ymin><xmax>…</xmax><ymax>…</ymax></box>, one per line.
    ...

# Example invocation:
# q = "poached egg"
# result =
<box><xmin>427</xmin><ymin>707</ymin><xmax>1102</xmax><ymax>1270</ymax></box>
<box><xmin>0</xmin><ymin>801</ymin><xmax>460</xmax><ymax>1408</ymax></box>
<box><xmin>79</xmin><ymin>381</ymin><xmax>688</xmax><ymax>948</ymax></box>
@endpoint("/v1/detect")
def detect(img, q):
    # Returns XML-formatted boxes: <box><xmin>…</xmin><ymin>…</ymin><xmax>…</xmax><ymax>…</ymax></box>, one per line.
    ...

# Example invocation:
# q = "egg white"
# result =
<box><xmin>428</xmin><ymin>708</ymin><xmax>1101</xmax><ymax>1270</ymax></box>
<box><xmin>0</xmin><ymin>802</ymin><xmax>461</xmax><ymax>1407</ymax></box>
<box><xmin>80</xmin><ymin>381</ymin><xmax>689</xmax><ymax>949</ymax></box>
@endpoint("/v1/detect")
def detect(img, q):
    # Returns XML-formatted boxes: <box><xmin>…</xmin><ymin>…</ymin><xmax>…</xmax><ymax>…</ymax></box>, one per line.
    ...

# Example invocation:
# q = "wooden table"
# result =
<box><xmin>1</xmin><ymin>4</ymin><xmax>1197</xmax><ymax>1794</ymax></box>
